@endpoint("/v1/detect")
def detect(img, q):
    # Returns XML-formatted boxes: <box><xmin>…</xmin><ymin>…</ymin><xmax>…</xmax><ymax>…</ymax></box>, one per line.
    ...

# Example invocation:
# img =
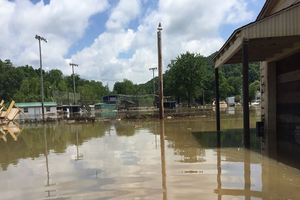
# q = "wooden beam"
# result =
<box><xmin>215</xmin><ymin>37</ymin><xmax>243</xmax><ymax>68</ymax></box>
<box><xmin>267</xmin><ymin>42</ymin><xmax>300</xmax><ymax>62</ymax></box>
<box><xmin>277</xmin><ymin>92</ymin><xmax>300</xmax><ymax>104</ymax></box>
<box><xmin>277</xmin><ymin>69</ymin><xmax>300</xmax><ymax>84</ymax></box>
<box><xmin>0</xmin><ymin>100</ymin><xmax>7</xmax><ymax>111</ymax></box>
<box><xmin>242</xmin><ymin>41</ymin><xmax>250</xmax><ymax>149</ymax></box>
<box><xmin>4</xmin><ymin>101</ymin><xmax>15</xmax><ymax>119</ymax></box>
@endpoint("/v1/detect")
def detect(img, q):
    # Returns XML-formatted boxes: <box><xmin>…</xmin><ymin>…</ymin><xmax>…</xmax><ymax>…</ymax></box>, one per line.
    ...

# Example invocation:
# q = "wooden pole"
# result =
<box><xmin>70</xmin><ymin>63</ymin><xmax>78</xmax><ymax>105</ymax></box>
<box><xmin>149</xmin><ymin>67</ymin><xmax>157</xmax><ymax>107</ymax></box>
<box><xmin>242</xmin><ymin>40</ymin><xmax>250</xmax><ymax>148</ymax></box>
<box><xmin>157</xmin><ymin>23</ymin><xmax>164</xmax><ymax>119</ymax></box>
<box><xmin>215</xmin><ymin>68</ymin><xmax>220</xmax><ymax>132</ymax></box>
<box><xmin>38</xmin><ymin>39</ymin><xmax>45</xmax><ymax>122</ymax></box>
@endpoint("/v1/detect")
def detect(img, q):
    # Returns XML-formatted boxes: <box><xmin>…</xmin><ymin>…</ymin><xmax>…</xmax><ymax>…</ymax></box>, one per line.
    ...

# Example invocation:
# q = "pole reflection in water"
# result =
<box><xmin>160</xmin><ymin>120</ymin><xmax>167</xmax><ymax>200</ymax></box>
<box><xmin>217</xmin><ymin>131</ymin><xmax>221</xmax><ymax>200</ymax></box>
<box><xmin>75</xmin><ymin>125</ymin><xmax>83</xmax><ymax>161</ymax></box>
<box><xmin>244</xmin><ymin>149</ymin><xmax>251</xmax><ymax>200</ymax></box>
<box><xmin>215</xmin><ymin>132</ymin><xmax>260</xmax><ymax>200</ymax></box>
<box><xmin>44</xmin><ymin>125</ymin><xmax>57</xmax><ymax>197</ymax></box>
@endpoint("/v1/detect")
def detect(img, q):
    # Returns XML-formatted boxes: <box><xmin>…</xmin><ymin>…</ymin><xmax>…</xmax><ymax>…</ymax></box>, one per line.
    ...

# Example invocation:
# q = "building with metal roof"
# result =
<box><xmin>213</xmin><ymin>0</ymin><xmax>300</xmax><ymax>152</ymax></box>
<box><xmin>15</xmin><ymin>102</ymin><xmax>57</xmax><ymax>118</ymax></box>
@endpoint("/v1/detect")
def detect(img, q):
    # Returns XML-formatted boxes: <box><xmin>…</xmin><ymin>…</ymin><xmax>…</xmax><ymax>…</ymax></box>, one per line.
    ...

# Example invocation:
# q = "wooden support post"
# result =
<box><xmin>215</xmin><ymin>68</ymin><xmax>220</xmax><ymax>132</ymax></box>
<box><xmin>157</xmin><ymin>24</ymin><xmax>164</xmax><ymax>119</ymax></box>
<box><xmin>242</xmin><ymin>40</ymin><xmax>250</xmax><ymax>148</ymax></box>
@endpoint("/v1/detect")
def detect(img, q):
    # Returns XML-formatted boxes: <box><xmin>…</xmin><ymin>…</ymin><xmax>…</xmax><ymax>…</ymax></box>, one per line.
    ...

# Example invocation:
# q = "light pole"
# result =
<box><xmin>35</xmin><ymin>34</ymin><xmax>47</xmax><ymax>121</ymax></box>
<box><xmin>69</xmin><ymin>63</ymin><xmax>78</xmax><ymax>105</ymax></box>
<box><xmin>149</xmin><ymin>67</ymin><xmax>157</xmax><ymax>106</ymax></box>
<box><xmin>157</xmin><ymin>23</ymin><xmax>164</xmax><ymax>119</ymax></box>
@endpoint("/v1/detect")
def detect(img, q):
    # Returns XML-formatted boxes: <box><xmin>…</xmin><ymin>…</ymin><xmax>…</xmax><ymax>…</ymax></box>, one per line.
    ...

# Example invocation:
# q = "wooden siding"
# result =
<box><xmin>242</xmin><ymin>4</ymin><xmax>300</xmax><ymax>39</ymax></box>
<box><xmin>276</xmin><ymin>52</ymin><xmax>300</xmax><ymax>142</ymax></box>
<box><xmin>269</xmin><ymin>0</ymin><xmax>300</xmax><ymax>15</ymax></box>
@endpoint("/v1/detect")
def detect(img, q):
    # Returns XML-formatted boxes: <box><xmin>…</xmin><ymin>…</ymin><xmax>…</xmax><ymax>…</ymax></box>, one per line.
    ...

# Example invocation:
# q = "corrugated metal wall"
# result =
<box><xmin>243</xmin><ymin>4</ymin><xmax>300</xmax><ymax>39</ymax></box>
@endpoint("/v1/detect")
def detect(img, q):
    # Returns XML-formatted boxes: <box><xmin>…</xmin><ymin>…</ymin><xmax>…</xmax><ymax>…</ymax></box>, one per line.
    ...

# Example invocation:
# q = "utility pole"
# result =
<box><xmin>35</xmin><ymin>35</ymin><xmax>47</xmax><ymax>122</ymax></box>
<box><xmin>149</xmin><ymin>67</ymin><xmax>157</xmax><ymax>107</ymax></box>
<box><xmin>69</xmin><ymin>63</ymin><xmax>78</xmax><ymax>105</ymax></box>
<box><xmin>157</xmin><ymin>23</ymin><xmax>164</xmax><ymax>119</ymax></box>
<box><xmin>203</xmin><ymin>90</ymin><xmax>205</xmax><ymax>106</ymax></box>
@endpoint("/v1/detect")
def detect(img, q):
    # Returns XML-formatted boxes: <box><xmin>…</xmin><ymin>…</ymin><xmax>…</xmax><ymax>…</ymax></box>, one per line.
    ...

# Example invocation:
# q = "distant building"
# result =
<box><xmin>103</xmin><ymin>95</ymin><xmax>118</xmax><ymax>104</ymax></box>
<box><xmin>15</xmin><ymin>102</ymin><xmax>57</xmax><ymax>116</ymax></box>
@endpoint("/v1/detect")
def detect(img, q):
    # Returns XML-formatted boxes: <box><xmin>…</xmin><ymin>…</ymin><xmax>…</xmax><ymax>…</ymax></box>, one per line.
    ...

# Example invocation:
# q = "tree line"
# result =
<box><xmin>0</xmin><ymin>51</ymin><xmax>260</xmax><ymax>106</ymax></box>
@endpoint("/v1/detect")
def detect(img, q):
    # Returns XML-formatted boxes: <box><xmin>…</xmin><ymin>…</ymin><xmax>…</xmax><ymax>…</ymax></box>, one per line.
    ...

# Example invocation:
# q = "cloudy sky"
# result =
<box><xmin>0</xmin><ymin>0</ymin><xmax>265</xmax><ymax>89</ymax></box>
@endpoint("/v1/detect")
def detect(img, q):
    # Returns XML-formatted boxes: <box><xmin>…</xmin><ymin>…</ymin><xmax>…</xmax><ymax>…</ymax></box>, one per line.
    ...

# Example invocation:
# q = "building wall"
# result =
<box><xmin>276</xmin><ymin>52</ymin><xmax>300</xmax><ymax>143</ymax></box>
<box><xmin>21</xmin><ymin>107</ymin><xmax>57</xmax><ymax>116</ymax></box>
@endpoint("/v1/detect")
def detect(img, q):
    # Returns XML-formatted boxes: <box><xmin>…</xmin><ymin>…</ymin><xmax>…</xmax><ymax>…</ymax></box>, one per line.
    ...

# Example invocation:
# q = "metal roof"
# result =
<box><xmin>15</xmin><ymin>102</ymin><xmax>57</xmax><ymax>108</ymax></box>
<box><xmin>213</xmin><ymin>2</ymin><xmax>300</xmax><ymax>68</ymax></box>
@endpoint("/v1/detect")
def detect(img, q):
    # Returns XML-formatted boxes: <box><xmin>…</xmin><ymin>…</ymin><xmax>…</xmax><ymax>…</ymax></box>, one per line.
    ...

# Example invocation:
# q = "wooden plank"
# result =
<box><xmin>7</xmin><ymin>108</ymin><xmax>19</xmax><ymax>121</ymax></box>
<box><xmin>277</xmin><ymin>114</ymin><xmax>300</xmax><ymax>123</ymax></box>
<box><xmin>13</xmin><ymin>104</ymin><xmax>27</xmax><ymax>117</ymax></box>
<box><xmin>277</xmin><ymin>69</ymin><xmax>300</xmax><ymax>84</ymax></box>
<box><xmin>276</xmin><ymin>51</ymin><xmax>300</xmax><ymax>74</ymax></box>
<box><xmin>277</xmin><ymin>92</ymin><xmax>300</xmax><ymax>104</ymax></box>
<box><xmin>277</xmin><ymin>79</ymin><xmax>300</xmax><ymax>94</ymax></box>
<box><xmin>0</xmin><ymin>100</ymin><xmax>7</xmax><ymax>111</ymax></box>
<box><xmin>4</xmin><ymin>101</ymin><xmax>15</xmax><ymax>119</ymax></box>
<box><xmin>277</xmin><ymin>103</ymin><xmax>300</xmax><ymax>117</ymax></box>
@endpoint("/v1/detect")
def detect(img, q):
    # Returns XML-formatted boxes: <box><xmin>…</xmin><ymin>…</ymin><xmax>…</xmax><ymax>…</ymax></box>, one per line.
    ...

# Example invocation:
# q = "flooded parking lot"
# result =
<box><xmin>0</xmin><ymin>107</ymin><xmax>299</xmax><ymax>199</ymax></box>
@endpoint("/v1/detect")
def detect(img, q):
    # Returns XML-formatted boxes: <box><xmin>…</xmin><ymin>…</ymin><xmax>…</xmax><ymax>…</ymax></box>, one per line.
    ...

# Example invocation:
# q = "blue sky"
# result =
<box><xmin>0</xmin><ymin>0</ymin><xmax>265</xmax><ymax>88</ymax></box>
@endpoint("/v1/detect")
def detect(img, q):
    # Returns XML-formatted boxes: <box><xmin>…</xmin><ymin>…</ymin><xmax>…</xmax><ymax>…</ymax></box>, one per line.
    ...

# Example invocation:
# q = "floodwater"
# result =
<box><xmin>0</xmin><ymin>107</ymin><xmax>300</xmax><ymax>200</ymax></box>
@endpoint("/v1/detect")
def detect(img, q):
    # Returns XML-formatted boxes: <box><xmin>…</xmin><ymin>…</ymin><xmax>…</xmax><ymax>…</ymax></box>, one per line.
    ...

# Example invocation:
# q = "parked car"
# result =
<box><xmin>250</xmin><ymin>100</ymin><xmax>260</xmax><ymax>106</ymax></box>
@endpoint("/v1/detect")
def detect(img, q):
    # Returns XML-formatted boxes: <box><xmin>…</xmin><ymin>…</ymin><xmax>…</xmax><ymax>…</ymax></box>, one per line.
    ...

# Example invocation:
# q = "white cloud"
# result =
<box><xmin>71</xmin><ymin>0</ymin><xmax>255</xmax><ymax>88</ymax></box>
<box><xmin>0</xmin><ymin>0</ymin><xmax>109</xmax><ymax>71</ymax></box>
<box><xmin>106</xmin><ymin>0</ymin><xmax>141</xmax><ymax>30</ymax></box>
<box><xmin>0</xmin><ymin>0</ymin><xmax>256</xmax><ymax>89</ymax></box>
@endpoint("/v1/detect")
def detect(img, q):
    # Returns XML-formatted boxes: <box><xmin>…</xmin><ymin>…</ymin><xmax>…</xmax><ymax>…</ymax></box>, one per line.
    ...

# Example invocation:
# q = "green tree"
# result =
<box><xmin>113</xmin><ymin>79</ymin><xmax>138</xmax><ymax>95</ymax></box>
<box><xmin>227</xmin><ymin>76</ymin><xmax>242</xmax><ymax>96</ymax></box>
<box><xmin>166</xmin><ymin>52</ymin><xmax>206</xmax><ymax>107</ymax></box>
<box><xmin>249</xmin><ymin>80</ymin><xmax>260</xmax><ymax>102</ymax></box>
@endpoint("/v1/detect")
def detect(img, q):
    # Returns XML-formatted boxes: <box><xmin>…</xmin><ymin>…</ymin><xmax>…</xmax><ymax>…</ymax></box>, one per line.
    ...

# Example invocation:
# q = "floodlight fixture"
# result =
<box><xmin>157</xmin><ymin>23</ymin><xmax>163</xmax><ymax>31</ymax></box>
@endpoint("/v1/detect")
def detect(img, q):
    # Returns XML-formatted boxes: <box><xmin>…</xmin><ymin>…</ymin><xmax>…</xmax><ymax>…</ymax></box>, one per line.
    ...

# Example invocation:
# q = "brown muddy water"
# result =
<box><xmin>0</xmin><ymin>107</ymin><xmax>299</xmax><ymax>199</ymax></box>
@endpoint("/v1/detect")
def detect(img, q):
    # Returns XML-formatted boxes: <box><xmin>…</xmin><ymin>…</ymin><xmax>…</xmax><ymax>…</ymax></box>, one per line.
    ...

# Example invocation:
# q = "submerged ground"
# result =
<box><xmin>0</xmin><ymin>107</ymin><xmax>299</xmax><ymax>199</ymax></box>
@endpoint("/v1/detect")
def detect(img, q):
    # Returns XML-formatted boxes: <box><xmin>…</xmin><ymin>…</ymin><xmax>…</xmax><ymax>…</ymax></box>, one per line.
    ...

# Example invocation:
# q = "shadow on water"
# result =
<box><xmin>192</xmin><ymin>129</ymin><xmax>300</xmax><ymax>170</ymax></box>
<box><xmin>191</xmin><ymin>129</ymin><xmax>261</xmax><ymax>152</ymax></box>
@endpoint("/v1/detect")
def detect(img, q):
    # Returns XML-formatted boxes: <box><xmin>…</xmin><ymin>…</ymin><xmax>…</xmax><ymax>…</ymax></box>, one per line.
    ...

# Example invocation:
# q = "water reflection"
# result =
<box><xmin>0</xmin><ymin>109</ymin><xmax>299</xmax><ymax>199</ymax></box>
<box><xmin>75</xmin><ymin>125</ymin><xmax>83</xmax><ymax>161</ymax></box>
<box><xmin>160</xmin><ymin>120</ymin><xmax>167</xmax><ymax>200</ymax></box>
<box><xmin>0</xmin><ymin>122</ymin><xmax>23</xmax><ymax>142</ymax></box>
<box><xmin>44</xmin><ymin>125</ymin><xmax>58</xmax><ymax>197</ymax></box>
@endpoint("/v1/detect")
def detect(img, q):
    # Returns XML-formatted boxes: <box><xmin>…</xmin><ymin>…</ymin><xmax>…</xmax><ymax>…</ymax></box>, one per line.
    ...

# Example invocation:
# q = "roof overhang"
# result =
<box><xmin>213</xmin><ymin>3</ymin><xmax>300</xmax><ymax>68</ymax></box>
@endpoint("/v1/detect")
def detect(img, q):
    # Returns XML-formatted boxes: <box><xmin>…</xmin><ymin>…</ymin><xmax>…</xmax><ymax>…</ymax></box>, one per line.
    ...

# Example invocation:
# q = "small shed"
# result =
<box><xmin>15</xmin><ymin>102</ymin><xmax>57</xmax><ymax>116</ymax></box>
<box><xmin>158</xmin><ymin>101</ymin><xmax>176</xmax><ymax>109</ymax></box>
<box><xmin>103</xmin><ymin>95</ymin><xmax>118</xmax><ymax>104</ymax></box>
